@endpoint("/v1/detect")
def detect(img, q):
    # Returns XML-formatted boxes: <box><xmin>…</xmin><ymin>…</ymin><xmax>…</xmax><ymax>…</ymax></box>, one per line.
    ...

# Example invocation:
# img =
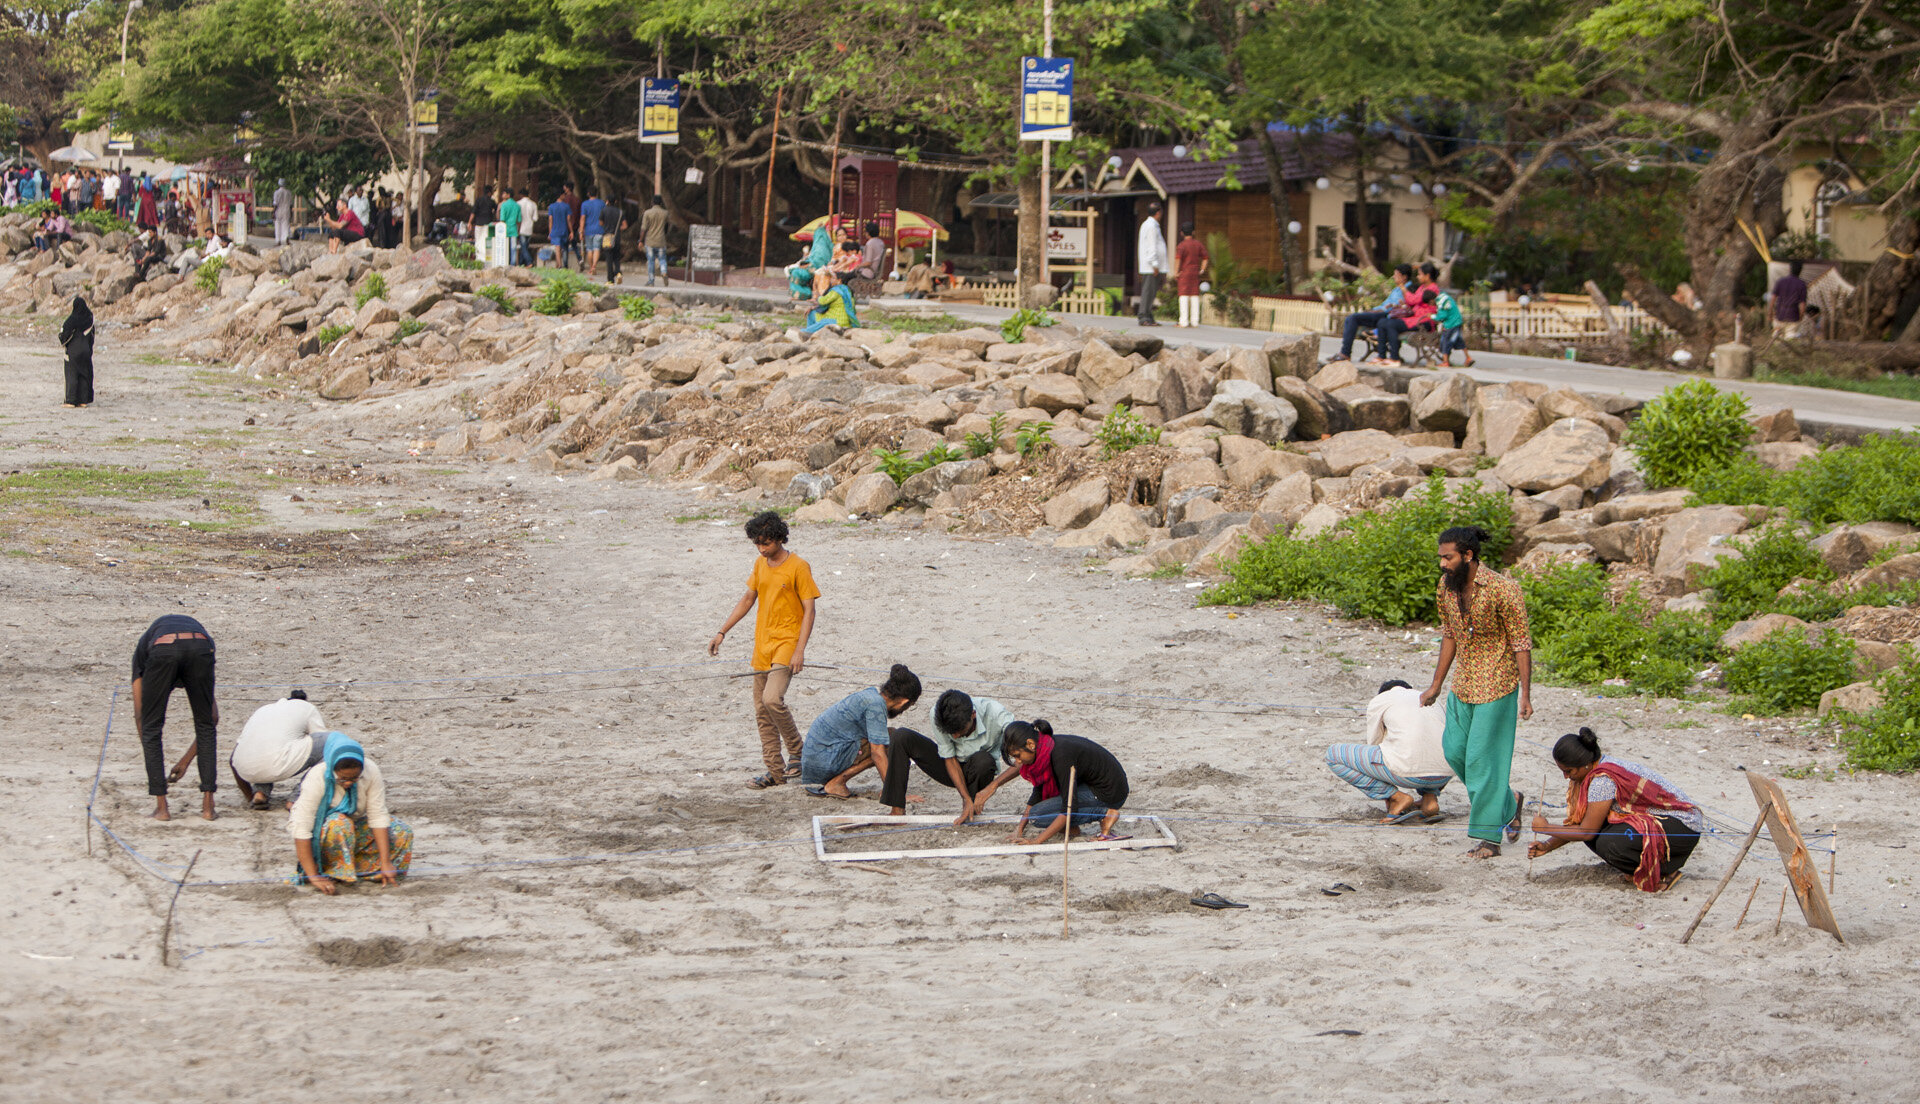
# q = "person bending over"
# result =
<box><xmin>290</xmin><ymin>733</ymin><xmax>413</xmax><ymax>895</ymax></box>
<box><xmin>131</xmin><ymin>614</ymin><xmax>220</xmax><ymax>821</ymax></box>
<box><xmin>877</xmin><ymin>687</ymin><xmax>1007</xmax><ymax>823</ymax></box>
<box><xmin>798</xmin><ymin>665</ymin><xmax>921</xmax><ymax>798</ymax></box>
<box><xmin>229</xmin><ymin>690</ymin><xmax>330</xmax><ymax>810</ymax></box>
<box><xmin>1326</xmin><ymin>679</ymin><xmax>1452</xmax><ymax>823</ymax></box>
<box><xmin>1528</xmin><ymin>727</ymin><xmax>1701</xmax><ymax>892</ymax></box>
<box><xmin>979</xmin><ymin>721</ymin><xmax>1131</xmax><ymax>843</ymax></box>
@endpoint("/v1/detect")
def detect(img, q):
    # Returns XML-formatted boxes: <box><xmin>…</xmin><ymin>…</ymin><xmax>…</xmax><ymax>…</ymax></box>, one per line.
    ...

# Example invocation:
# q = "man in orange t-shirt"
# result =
<box><xmin>710</xmin><ymin>511</ymin><xmax>820</xmax><ymax>789</ymax></box>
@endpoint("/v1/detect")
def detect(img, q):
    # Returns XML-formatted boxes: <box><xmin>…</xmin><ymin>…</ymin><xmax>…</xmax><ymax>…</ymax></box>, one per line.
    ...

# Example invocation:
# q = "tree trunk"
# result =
<box><xmin>1252</xmin><ymin>128</ymin><xmax>1299</xmax><ymax>289</ymax></box>
<box><xmin>1858</xmin><ymin>210</ymin><xmax>1920</xmax><ymax>339</ymax></box>
<box><xmin>1016</xmin><ymin>162</ymin><xmax>1043</xmax><ymax>307</ymax></box>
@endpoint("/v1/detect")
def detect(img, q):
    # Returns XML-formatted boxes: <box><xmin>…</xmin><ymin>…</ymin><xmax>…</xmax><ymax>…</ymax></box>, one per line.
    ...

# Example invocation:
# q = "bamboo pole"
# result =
<box><xmin>1680</xmin><ymin>800</ymin><xmax>1773</xmax><ymax>944</ymax></box>
<box><xmin>756</xmin><ymin>88</ymin><xmax>784</xmax><ymax>273</ymax></box>
<box><xmin>1733</xmin><ymin>877</ymin><xmax>1763</xmax><ymax>930</ymax></box>
<box><xmin>1062</xmin><ymin>766</ymin><xmax>1076</xmax><ymax>940</ymax></box>
<box><xmin>1774</xmin><ymin>885</ymin><xmax>1789</xmax><ymax>935</ymax></box>
<box><xmin>160</xmin><ymin>849</ymin><xmax>202</xmax><ymax>968</ymax></box>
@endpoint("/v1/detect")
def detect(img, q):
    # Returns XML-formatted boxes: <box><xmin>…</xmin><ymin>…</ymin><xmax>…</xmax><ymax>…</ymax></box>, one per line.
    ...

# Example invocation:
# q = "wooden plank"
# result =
<box><xmin>813</xmin><ymin>814</ymin><xmax>1178</xmax><ymax>863</ymax></box>
<box><xmin>1745</xmin><ymin>772</ymin><xmax>1844</xmax><ymax>943</ymax></box>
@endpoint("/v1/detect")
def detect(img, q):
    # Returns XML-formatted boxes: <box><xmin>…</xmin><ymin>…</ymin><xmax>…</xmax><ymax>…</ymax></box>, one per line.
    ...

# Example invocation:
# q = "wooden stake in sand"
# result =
<box><xmin>1774</xmin><ymin>885</ymin><xmax>1789</xmax><ymax>935</ymax></box>
<box><xmin>1734</xmin><ymin>877</ymin><xmax>1763</xmax><ymax>931</ymax></box>
<box><xmin>1679</xmin><ymin>800</ymin><xmax>1772</xmax><ymax>945</ymax></box>
<box><xmin>1828</xmin><ymin>825</ymin><xmax>1837</xmax><ymax>895</ymax></box>
<box><xmin>159</xmin><ymin>849</ymin><xmax>202</xmax><ymax>968</ymax></box>
<box><xmin>1062</xmin><ymin>766</ymin><xmax>1076</xmax><ymax>940</ymax></box>
<box><xmin>1527</xmin><ymin>766</ymin><xmax>1552</xmax><ymax>882</ymax></box>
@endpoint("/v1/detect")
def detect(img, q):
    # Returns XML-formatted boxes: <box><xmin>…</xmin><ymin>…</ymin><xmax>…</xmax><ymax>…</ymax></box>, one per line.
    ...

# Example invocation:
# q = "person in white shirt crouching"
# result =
<box><xmin>1325</xmin><ymin>679</ymin><xmax>1455</xmax><ymax>824</ymax></box>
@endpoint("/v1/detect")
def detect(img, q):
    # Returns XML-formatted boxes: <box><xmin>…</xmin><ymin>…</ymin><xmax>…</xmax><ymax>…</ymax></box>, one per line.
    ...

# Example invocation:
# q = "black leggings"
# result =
<box><xmin>879</xmin><ymin>727</ymin><xmax>998</xmax><ymax>809</ymax></box>
<box><xmin>138</xmin><ymin>641</ymin><xmax>219</xmax><ymax>795</ymax></box>
<box><xmin>1584</xmin><ymin>815</ymin><xmax>1699</xmax><ymax>878</ymax></box>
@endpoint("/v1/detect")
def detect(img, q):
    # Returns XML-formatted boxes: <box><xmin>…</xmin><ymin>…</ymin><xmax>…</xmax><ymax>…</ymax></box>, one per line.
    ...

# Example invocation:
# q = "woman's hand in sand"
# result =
<box><xmin>309</xmin><ymin>875</ymin><xmax>338</xmax><ymax>896</ymax></box>
<box><xmin>375</xmin><ymin>865</ymin><xmax>397</xmax><ymax>887</ymax></box>
<box><xmin>1527</xmin><ymin>839</ymin><xmax>1552</xmax><ymax>860</ymax></box>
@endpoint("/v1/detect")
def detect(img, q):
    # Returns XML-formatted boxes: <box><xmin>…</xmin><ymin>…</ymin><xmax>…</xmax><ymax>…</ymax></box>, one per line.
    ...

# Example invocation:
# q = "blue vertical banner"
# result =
<box><xmin>641</xmin><ymin>78</ymin><xmax>681</xmax><ymax>145</ymax></box>
<box><xmin>1020</xmin><ymin>57</ymin><xmax>1074</xmax><ymax>142</ymax></box>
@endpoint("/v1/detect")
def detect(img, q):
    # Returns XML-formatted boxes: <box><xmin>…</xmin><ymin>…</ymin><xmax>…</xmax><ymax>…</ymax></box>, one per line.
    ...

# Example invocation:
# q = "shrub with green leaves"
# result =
<box><xmin>1696</xmin><ymin>522</ymin><xmax>1833</xmax><ymax>624</ymax></box>
<box><xmin>442</xmin><ymin>241</ymin><xmax>483</xmax><ymax>270</ymax></box>
<box><xmin>1722</xmin><ymin>626</ymin><xmax>1857</xmax><ymax>714</ymax></box>
<box><xmin>1202</xmin><ymin>475</ymin><xmax>1513</xmax><ymax>624</ymax></box>
<box><xmin>1094</xmin><ymin>403</ymin><xmax>1162</xmax><ymax>459</ymax></box>
<box><xmin>872</xmin><ymin>444</ymin><xmax>960</xmax><ymax>485</ymax></box>
<box><xmin>193</xmin><ymin>255</ymin><xmax>226</xmax><ymax>294</ymax></box>
<box><xmin>963</xmin><ymin>431</ymin><xmax>996</xmax><ymax>459</ymax></box>
<box><xmin>74</xmin><ymin>208</ymin><xmax>132</xmax><ymax>234</ymax></box>
<box><xmin>1837</xmin><ymin>648</ymin><xmax>1920</xmax><ymax>771</ymax></box>
<box><xmin>474</xmin><ymin>283</ymin><xmax>517</xmax><ymax>315</ymax></box>
<box><xmin>1623</xmin><ymin>379</ymin><xmax>1751</xmax><ymax>488</ymax></box>
<box><xmin>1691</xmin><ymin>432</ymin><xmax>1920</xmax><ymax>528</ymax></box>
<box><xmin>354</xmin><ymin>271</ymin><xmax>388</xmax><ymax>309</ymax></box>
<box><xmin>315</xmin><ymin>322</ymin><xmax>352</xmax><ymax>346</ymax></box>
<box><xmin>533</xmin><ymin>270</ymin><xmax>595</xmax><ymax>315</ymax></box>
<box><xmin>1001</xmin><ymin>308</ymin><xmax>1055</xmax><ymax>344</ymax></box>
<box><xmin>620</xmin><ymin>294</ymin><xmax>656</xmax><ymax>322</ymax></box>
<box><xmin>391</xmin><ymin>317</ymin><xmax>425</xmax><ymax>343</ymax></box>
<box><xmin>1015</xmin><ymin>419</ymin><xmax>1054</xmax><ymax>459</ymax></box>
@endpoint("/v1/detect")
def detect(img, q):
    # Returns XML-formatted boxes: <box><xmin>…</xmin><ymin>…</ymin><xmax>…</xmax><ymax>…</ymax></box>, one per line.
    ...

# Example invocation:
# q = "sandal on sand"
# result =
<box><xmin>1094</xmin><ymin>832</ymin><xmax>1133</xmax><ymax>842</ymax></box>
<box><xmin>1506</xmin><ymin>791</ymin><xmax>1525</xmax><ymax>843</ymax></box>
<box><xmin>1467</xmin><ymin>841</ymin><xmax>1501</xmax><ymax>860</ymax></box>
<box><xmin>747</xmin><ymin>772</ymin><xmax>784</xmax><ymax>790</ymax></box>
<box><xmin>1381</xmin><ymin>807</ymin><xmax>1424</xmax><ymax>825</ymax></box>
<box><xmin>1190</xmin><ymin>892</ymin><xmax>1248</xmax><ymax>910</ymax></box>
<box><xmin>250</xmin><ymin>794</ymin><xmax>270</xmax><ymax>811</ymax></box>
<box><xmin>783</xmin><ymin>763</ymin><xmax>801</xmax><ymax>778</ymax></box>
<box><xmin>804</xmin><ymin>785</ymin><xmax>854</xmax><ymax>800</ymax></box>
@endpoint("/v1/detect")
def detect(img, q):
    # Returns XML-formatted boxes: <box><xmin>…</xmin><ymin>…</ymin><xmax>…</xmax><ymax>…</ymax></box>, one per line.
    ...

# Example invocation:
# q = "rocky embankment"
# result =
<box><xmin>8</xmin><ymin>215</ymin><xmax>1916</xmax><ymax>709</ymax></box>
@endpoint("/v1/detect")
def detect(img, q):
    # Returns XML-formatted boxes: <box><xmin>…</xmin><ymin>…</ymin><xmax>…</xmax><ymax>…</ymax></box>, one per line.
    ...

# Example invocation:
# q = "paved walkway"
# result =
<box><xmin>612</xmin><ymin>274</ymin><xmax>1920</xmax><ymax>438</ymax></box>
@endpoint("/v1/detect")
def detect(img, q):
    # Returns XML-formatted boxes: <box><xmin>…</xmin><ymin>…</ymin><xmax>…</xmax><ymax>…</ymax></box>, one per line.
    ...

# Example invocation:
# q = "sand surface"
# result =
<box><xmin>2</xmin><ymin>326</ymin><xmax>1916</xmax><ymax>1103</ymax></box>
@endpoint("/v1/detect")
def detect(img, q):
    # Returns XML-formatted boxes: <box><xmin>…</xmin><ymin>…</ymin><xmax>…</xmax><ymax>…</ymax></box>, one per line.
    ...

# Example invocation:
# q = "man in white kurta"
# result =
<box><xmin>1136</xmin><ymin>201</ymin><xmax>1168</xmax><ymax>327</ymax></box>
<box><xmin>229</xmin><ymin>691</ymin><xmax>329</xmax><ymax>808</ymax></box>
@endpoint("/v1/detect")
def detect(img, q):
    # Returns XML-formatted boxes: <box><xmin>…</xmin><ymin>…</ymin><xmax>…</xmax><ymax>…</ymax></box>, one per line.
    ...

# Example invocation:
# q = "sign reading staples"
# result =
<box><xmin>688</xmin><ymin>224</ymin><xmax>723</xmax><ymax>271</ymax></box>
<box><xmin>1045</xmin><ymin>226</ymin><xmax>1088</xmax><ymax>260</ymax></box>
<box><xmin>1020</xmin><ymin>57</ymin><xmax>1074</xmax><ymax>142</ymax></box>
<box><xmin>641</xmin><ymin>78</ymin><xmax>681</xmax><ymax>145</ymax></box>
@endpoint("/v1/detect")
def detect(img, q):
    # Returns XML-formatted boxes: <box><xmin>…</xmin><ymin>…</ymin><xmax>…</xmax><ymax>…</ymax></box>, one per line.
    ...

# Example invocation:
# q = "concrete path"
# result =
<box><xmin>610</xmin><ymin>273</ymin><xmax>1920</xmax><ymax>438</ymax></box>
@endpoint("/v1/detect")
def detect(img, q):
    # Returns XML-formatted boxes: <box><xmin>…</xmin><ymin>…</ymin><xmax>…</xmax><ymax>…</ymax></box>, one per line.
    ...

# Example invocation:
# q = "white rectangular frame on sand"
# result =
<box><xmin>813</xmin><ymin>814</ymin><xmax>1179</xmax><ymax>863</ymax></box>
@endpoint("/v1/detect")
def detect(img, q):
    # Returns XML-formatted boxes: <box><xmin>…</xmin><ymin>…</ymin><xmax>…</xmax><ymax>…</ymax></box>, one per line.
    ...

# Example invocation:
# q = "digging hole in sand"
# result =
<box><xmin>1077</xmin><ymin>887</ymin><xmax>1192</xmax><ymax>913</ymax></box>
<box><xmin>310</xmin><ymin>936</ymin><xmax>476</xmax><ymax>968</ymax></box>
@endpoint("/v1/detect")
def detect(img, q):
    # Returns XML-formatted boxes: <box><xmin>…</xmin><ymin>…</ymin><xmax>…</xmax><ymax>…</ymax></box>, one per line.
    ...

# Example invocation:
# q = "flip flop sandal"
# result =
<box><xmin>1093</xmin><ymin>832</ymin><xmax>1133</xmax><ymax>842</ymax></box>
<box><xmin>1381</xmin><ymin>807</ymin><xmax>1424</xmax><ymax>825</ymax></box>
<box><xmin>1420</xmin><ymin>812</ymin><xmax>1450</xmax><ymax>824</ymax></box>
<box><xmin>783</xmin><ymin>763</ymin><xmax>802</xmax><ymax>778</ymax></box>
<box><xmin>1506</xmin><ymin>791</ymin><xmax>1525</xmax><ymax>843</ymax></box>
<box><xmin>1189</xmin><ymin>893</ymin><xmax>1248</xmax><ymax>910</ymax></box>
<box><xmin>746</xmin><ymin>772</ymin><xmax>784</xmax><ymax>790</ymax></box>
<box><xmin>1467</xmin><ymin>842</ymin><xmax>1501</xmax><ymax>859</ymax></box>
<box><xmin>1320</xmin><ymin>882</ymin><xmax>1357</xmax><ymax>897</ymax></box>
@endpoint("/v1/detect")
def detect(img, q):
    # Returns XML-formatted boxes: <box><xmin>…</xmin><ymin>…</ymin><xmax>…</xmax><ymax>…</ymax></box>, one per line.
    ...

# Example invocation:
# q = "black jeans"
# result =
<box><xmin>1341</xmin><ymin>310</ymin><xmax>1388</xmax><ymax>357</ymax></box>
<box><xmin>1137</xmin><ymin>273</ymin><xmax>1163</xmax><ymax>324</ymax></box>
<box><xmin>1584</xmin><ymin>815</ymin><xmax>1699</xmax><ymax>878</ymax></box>
<box><xmin>879</xmin><ymin>727</ymin><xmax>998</xmax><ymax>809</ymax></box>
<box><xmin>138</xmin><ymin>641</ymin><xmax>218</xmax><ymax>795</ymax></box>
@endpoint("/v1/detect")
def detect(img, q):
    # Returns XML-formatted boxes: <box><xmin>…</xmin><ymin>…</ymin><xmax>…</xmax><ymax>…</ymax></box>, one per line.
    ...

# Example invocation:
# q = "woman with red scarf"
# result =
<box><xmin>1527</xmin><ymin>727</ymin><xmax>1702</xmax><ymax>891</ymax></box>
<box><xmin>976</xmin><ymin>721</ymin><xmax>1131</xmax><ymax>844</ymax></box>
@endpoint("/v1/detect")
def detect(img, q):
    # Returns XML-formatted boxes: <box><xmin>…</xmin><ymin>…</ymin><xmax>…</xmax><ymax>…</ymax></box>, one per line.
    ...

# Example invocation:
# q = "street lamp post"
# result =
<box><xmin>118</xmin><ymin>0</ymin><xmax>144</xmax><ymax>172</ymax></box>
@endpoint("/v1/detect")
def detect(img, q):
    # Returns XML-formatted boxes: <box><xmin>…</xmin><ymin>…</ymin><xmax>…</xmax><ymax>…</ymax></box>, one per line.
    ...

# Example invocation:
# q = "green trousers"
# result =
<box><xmin>1442</xmin><ymin>689</ymin><xmax>1520</xmax><ymax>844</ymax></box>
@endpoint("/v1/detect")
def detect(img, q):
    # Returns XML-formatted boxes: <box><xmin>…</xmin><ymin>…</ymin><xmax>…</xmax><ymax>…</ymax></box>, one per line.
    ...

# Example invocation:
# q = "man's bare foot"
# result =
<box><xmin>1381</xmin><ymin>793</ymin><xmax>1420</xmax><ymax>822</ymax></box>
<box><xmin>822</xmin><ymin>783</ymin><xmax>854</xmax><ymax>798</ymax></box>
<box><xmin>150</xmin><ymin>803</ymin><xmax>171</xmax><ymax>822</ymax></box>
<box><xmin>1419</xmin><ymin>794</ymin><xmax>1442</xmax><ymax>818</ymax></box>
<box><xmin>201</xmin><ymin>795</ymin><xmax>219</xmax><ymax>821</ymax></box>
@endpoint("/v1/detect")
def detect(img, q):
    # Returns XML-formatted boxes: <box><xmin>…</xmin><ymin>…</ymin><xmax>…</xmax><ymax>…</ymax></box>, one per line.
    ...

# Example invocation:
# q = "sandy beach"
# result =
<box><xmin>3</xmin><ymin>328</ymin><xmax>1915</xmax><ymax>1104</ymax></box>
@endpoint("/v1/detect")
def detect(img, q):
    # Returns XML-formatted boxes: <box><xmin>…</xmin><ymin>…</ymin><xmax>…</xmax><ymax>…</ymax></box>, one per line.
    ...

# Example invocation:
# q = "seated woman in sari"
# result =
<box><xmin>1527</xmin><ymin>726</ymin><xmax>1701</xmax><ymax>892</ymax></box>
<box><xmin>786</xmin><ymin>247</ymin><xmax>816</xmax><ymax>300</ymax></box>
<box><xmin>288</xmin><ymin>732</ymin><xmax>413</xmax><ymax>895</ymax></box>
<box><xmin>803</xmin><ymin>270</ymin><xmax>859</xmax><ymax>335</ymax></box>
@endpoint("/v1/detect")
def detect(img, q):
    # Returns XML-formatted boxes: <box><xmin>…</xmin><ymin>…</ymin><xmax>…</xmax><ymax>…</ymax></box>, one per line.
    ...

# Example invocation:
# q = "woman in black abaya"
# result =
<box><xmin>60</xmin><ymin>296</ymin><xmax>94</xmax><ymax>408</ymax></box>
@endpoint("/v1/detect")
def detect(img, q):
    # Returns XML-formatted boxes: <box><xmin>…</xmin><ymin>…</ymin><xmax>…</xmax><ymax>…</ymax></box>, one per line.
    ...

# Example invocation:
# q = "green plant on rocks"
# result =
<box><xmin>1622</xmin><ymin>379</ymin><xmax>1750</xmax><ymax>488</ymax></box>
<box><xmin>315</xmin><ymin>322</ymin><xmax>352</xmax><ymax>346</ymax></box>
<box><xmin>1094</xmin><ymin>403</ymin><xmax>1161</xmax><ymax>459</ymax></box>
<box><xmin>193</xmin><ymin>255</ymin><xmax>226</xmax><ymax>295</ymax></box>
<box><xmin>873</xmin><ymin>444</ymin><xmax>960</xmax><ymax>485</ymax></box>
<box><xmin>1836</xmin><ymin>648</ymin><xmax>1920</xmax><ymax>771</ymax></box>
<box><xmin>1001</xmin><ymin>308</ymin><xmax>1054</xmax><ymax>343</ymax></box>
<box><xmin>474</xmin><ymin>284</ymin><xmax>517</xmax><ymax>315</ymax></box>
<box><xmin>391</xmin><ymin>317</ymin><xmax>425</xmax><ymax>343</ymax></box>
<box><xmin>533</xmin><ymin>270</ymin><xmax>595</xmax><ymax>316</ymax></box>
<box><xmin>1015</xmin><ymin>420</ymin><xmax>1054</xmax><ymax>460</ymax></box>
<box><xmin>1723</xmin><ymin>626</ymin><xmax>1857</xmax><ymax>714</ymax></box>
<box><xmin>354</xmin><ymin>271</ymin><xmax>389</xmax><ymax>309</ymax></box>
<box><xmin>620</xmin><ymin>294</ymin><xmax>656</xmax><ymax>322</ymax></box>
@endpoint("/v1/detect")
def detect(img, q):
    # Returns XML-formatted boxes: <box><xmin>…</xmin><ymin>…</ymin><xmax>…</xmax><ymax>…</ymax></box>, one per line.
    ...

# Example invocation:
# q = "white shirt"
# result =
<box><xmin>230</xmin><ymin>698</ymin><xmax>328</xmax><ymax>783</ymax></box>
<box><xmin>273</xmin><ymin>187</ymin><xmax>292</xmax><ymax>217</ymax></box>
<box><xmin>102</xmin><ymin>174</ymin><xmax>120</xmax><ymax>200</ymax></box>
<box><xmin>288</xmin><ymin>757</ymin><xmax>392</xmax><ymax>839</ymax></box>
<box><xmin>348</xmin><ymin>193</ymin><xmax>370</xmax><ymax>225</ymax></box>
<box><xmin>1137</xmin><ymin>215</ymin><xmax>1168</xmax><ymax>275</ymax></box>
<box><xmin>1364</xmin><ymin>687</ymin><xmax>1452</xmax><ymax>779</ymax></box>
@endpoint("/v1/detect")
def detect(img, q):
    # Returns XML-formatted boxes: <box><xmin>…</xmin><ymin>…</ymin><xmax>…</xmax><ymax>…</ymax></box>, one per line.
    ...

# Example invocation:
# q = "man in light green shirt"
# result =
<box><xmin>930</xmin><ymin>691</ymin><xmax>1014</xmax><ymax>769</ymax></box>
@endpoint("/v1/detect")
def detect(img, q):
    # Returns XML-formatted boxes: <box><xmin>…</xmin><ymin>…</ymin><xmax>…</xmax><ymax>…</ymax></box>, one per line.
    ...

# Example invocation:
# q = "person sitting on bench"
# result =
<box><xmin>1372</xmin><ymin>262</ymin><xmax>1440</xmax><ymax>365</ymax></box>
<box><xmin>1328</xmin><ymin>264</ymin><xmax>1409</xmax><ymax>363</ymax></box>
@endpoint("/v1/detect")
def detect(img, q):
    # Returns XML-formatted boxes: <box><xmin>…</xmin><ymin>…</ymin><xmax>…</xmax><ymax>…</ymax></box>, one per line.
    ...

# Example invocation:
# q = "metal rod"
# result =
<box><xmin>1828</xmin><ymin>825</ymin><xmax>1837</xmax><ymax>895</ymax></box>
<box><xmin>1527</xmin><ymin>766</ymin><xmax>1551</xmax><ymax>882</ymax></box>
<box><xmin>1680</xmin><ymin>800</ymin><xmax>1772</xmax><ymax>944</ymax></box>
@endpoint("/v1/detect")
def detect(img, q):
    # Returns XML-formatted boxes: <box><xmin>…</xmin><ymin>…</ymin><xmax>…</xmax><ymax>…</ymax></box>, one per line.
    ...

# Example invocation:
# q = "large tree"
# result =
<box><xmin>0</xmin><ymin>1</ymin><xmax>115</xmax><ymax>165</ymax></box>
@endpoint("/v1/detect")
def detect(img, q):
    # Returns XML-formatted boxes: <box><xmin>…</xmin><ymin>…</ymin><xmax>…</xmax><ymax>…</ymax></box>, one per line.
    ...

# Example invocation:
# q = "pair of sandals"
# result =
<box><xmin>1466</xmin><ymin>790</ymin><xmax>1526</xmax><ymax>859</ymax></box>
<box><xmin>748</xmin><ymin>763</ymin><xmax>804</xmax><ymax>790</ymax></box>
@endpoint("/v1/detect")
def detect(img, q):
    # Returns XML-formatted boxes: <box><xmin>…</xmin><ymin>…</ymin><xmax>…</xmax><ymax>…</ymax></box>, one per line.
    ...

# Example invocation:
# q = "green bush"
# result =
<box><xmin>1722</xmin><ymin>627</ymin><xmax>1857</xmax><ymax>714</ymax></box>
<box><xmin>1202</xmin><ymin>475</ymin><xmax>1513</xmax><ymax>624</ymax></box>
<box><xmin>16</xmin><ymin>199</ymin><xmax>56</xmax><ymax>219</ymax></box>
<box><xmin>1624</xmin><ymin>379</ymin><xmax>1751</xmax><ymax>488</ymax></box>
<box><xmin>442</xmin><ymin>241</ymin><xmax>483</xmax><ymax>270</ymax></box>
<box><xmin>193</xmin><ymin>255</ymin><xmax>226</xmax><ymax>295</ymax></box>
<box><xmin>872</xmin><ymin>444</ymin><xmax>960</xmax><ymax>485</ymax></box>
<box><xmin>1094</xmin><ymin>403</ymin><xmax>1161</xmax><ymax>459</ymax></box>
<box><xmin>1516</xmin><ymin>561</ymin><xmax>1610</xmax><ymax>640</ymax></box>
<box><xmin>1696</xmin><ymin>522</ymin><xmax>1833</xmax><ymax>624</ymax></box>
<box><xmin>1691</xmin><ymin>432</ymin><xmax>1920</xmax><ymax>527</ymax></box>
<box><xmin>1001</xmin><ymin>308</ymin><xmax>1055</xmax><ymax>344</ymax></box>
<box><xmin>315</xmin><ymin>322</ymin><xmax>352</xmax><ymax>346</ymax></box>
<box><xmin>1014</xmin><ymin>420</ymin><xmax>1054</xmax><ymax>460</ymax></box>
<box><xmin>391</xmin><ymin>317</ymin><xmax>425</xmax><ymax>343</ymax></box>
<box><xmin>1837</xmin><ymin>649</ymin><xmax>1920</xmax><ymax>771</ymax></box>
<box><xmin>533</xmin><ymin>269</ymin><xmax>595</xmax><ymax>315</ymax></box>
<box><xmin>354</xmin><ymin>271</ymin><xmax>388</xmax><ymax>309</ymax></box>
<box><xmin>1525</xmin><ymin>570</ymin><xmax>1712</xmax><ymax>697</ymax></box>
<box><xmin>963</xmin><ymin>431</ymin><xmax>995</xmax><ymax>459</ymax></box>
<box><xmin>620</xmin><ymin>294</ymin><xmax>656</xmax><ymax>322</ymax></box>
<box><xmin>474</xmin><ymin>283</ymin><xmax>517</xmax><ymax>315</ymax></box>
<box><xmin>74</xmin><ymin>208</ymin><xmax>132</xmax><ymax>234</ymax></box>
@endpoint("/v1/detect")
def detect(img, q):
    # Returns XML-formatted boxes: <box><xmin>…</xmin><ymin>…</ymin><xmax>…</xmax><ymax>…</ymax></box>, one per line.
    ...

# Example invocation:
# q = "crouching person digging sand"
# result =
<box><xmin>976</xmin><ymin>721</ymin><xmax>1131</xmax><ymax>843</ymax></box>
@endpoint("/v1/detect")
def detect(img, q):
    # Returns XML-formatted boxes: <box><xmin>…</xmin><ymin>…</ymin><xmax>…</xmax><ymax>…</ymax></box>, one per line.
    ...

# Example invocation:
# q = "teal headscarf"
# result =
<box><xmin>309</xmin><ymin>731</ymin><xmax>365</xmax><ymax>844</ymax></box>
<box><xmin>808</xmin><ymin>224</ymin><xmax>833</xmax><ymax>269</ymax></box>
